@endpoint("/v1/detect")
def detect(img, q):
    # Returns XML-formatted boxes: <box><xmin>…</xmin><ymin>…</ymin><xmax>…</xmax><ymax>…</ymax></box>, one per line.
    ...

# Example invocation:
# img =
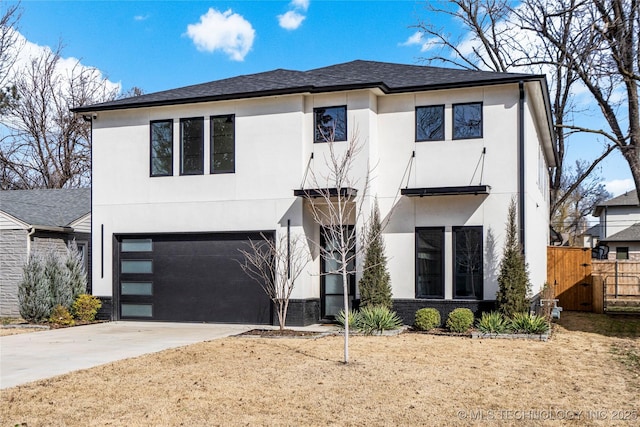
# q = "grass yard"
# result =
<box><xmin>1</xmin><ymin>312</ymin><xmax>638</xmax><ymax>426</ymax></box>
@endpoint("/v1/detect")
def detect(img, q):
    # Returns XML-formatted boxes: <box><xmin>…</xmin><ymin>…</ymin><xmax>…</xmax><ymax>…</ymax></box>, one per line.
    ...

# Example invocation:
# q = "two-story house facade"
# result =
<box><xmin>73</xmin><ymin>60</ymin><xmax>555</xmax><ymax>325</ymax></box>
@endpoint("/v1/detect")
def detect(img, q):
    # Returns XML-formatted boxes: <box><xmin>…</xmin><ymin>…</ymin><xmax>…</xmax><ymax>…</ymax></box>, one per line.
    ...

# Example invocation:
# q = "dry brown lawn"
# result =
<box><xmin>1</xmin><ymin>312</ymin><xmax>638</xmax><ymax>426</ymax></box>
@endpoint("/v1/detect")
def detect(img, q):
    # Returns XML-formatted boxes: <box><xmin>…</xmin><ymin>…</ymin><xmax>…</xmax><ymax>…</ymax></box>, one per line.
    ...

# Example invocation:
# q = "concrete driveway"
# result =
<box><xmin>0</xmin><ymin>322</ymin><xmax>256</xmax><ymax>389</ymax></box>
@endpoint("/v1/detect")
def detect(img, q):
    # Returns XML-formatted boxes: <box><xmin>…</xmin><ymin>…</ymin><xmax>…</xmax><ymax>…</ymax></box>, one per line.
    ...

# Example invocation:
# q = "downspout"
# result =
<box><xmin>26</xmin><ymin>227</ymin><xmax>36</xmax><ymax>258</ymax></box>
<box><xmin>518</xmin><ymin>81</ymin><xmax>526</xmax><ymax>257</ymax></box>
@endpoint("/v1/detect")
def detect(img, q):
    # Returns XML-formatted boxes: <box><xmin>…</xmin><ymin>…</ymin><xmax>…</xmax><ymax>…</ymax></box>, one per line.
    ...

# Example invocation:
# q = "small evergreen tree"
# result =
<box><xmin>44</xmin><ymin>250</ymin><xmax>73</xmax><ymax>310</ymax></box>
<box><xmin>18</xmin><ymin>253</ymin><xmax>51</xmax><ymax>322</ymax></box>
<box><xmin>496</xmin><ymin>198</ymin><xmax>531</xmax><ymax>316</ymax></box>
<box><xmin>358</xmin><ymin>200</ymin><xmax>392</xmax><ymax>309</ymax></box>
<box><xmin>65</xmin><ymin>240</ymin><xmax>88</xmax><ymax>300</ymax></box>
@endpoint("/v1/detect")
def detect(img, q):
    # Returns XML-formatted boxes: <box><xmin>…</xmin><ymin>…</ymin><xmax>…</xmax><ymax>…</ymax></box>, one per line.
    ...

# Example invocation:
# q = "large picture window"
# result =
<box><xmin>180</xmin><ymin>117</ymin><xmax>204</xmax><ymax>175</ymax></box>
<box><xmin>416</xmin><ymin>105</ymin><xmax>444</xmax><ymax>141</ymax></box>
<box><xmin>150</xmin><ymin>120</ymin><xmax>173</xmax><ymax>176</ymax></box>
<box><xmin>210</xmin><ymin>115</ymin><xmax>235</xmax><ymax>174</ymax></box>
<box><xmin>314</xmin><ymin>106</ymin><xmax>347</xmax><ymax>143</ymax></box>
<box><xmin>416</xmin><ymin>228</ymin><xmax>445</xmax><ymax>298</ymax></box>
<box><xmin>453</xmin><ymin>226</ymin><xmax>483</xmax><ymax>299</ymax></box>
<box><xmin>453</xmin><ymin>102</ymin><xmax>482</xmax><ymax>139</ymax></box>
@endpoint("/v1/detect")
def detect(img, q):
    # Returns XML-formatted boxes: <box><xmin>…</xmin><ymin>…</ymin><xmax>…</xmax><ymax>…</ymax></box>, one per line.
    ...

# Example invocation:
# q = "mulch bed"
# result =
<box><xmin>238</xmin><ymin>329</ymin><xmax>327</xmax><ymax>338</ymax></box>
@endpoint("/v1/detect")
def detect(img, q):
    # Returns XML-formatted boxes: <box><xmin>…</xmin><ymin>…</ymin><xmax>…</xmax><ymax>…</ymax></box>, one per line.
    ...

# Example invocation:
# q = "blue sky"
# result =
<box><xmin>9</xmin><ymin>0</ymin><xmax>635</xmax><ymax>197</ymax></box>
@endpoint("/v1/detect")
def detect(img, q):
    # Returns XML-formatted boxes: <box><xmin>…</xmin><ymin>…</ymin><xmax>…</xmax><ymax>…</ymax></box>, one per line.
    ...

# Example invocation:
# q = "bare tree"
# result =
<box><xmin>302</xmin><ymin>124</ymin><xmax>371</xmax><ymax>364</ymax></box>
<box><xmin>0</xmin><ymin>0</ymin><xmax>21</xmax><ymax>112</ymax></box>
<box><xmin>238</xmin><ymin>233</ymin><xmax>310</xmax><ymax>332</ymax></box>
<box><xmin>0</xmin><ymin>45</ymin><xmax>118</xmax><ymax>189</ymax></box>
<box><xmin>413</xmin><ymin>0</ymin><xmax>623</xmax><ymax>223</ymax></box>
<box><xmin>516</xmin><ymin>0</ymin><xmax>640</xmax><ymax>202</ymax></box>
<box><xmin>552</xmin><ymin>160</ymin><xmax>610</xmax><ymax>244</ymax></box>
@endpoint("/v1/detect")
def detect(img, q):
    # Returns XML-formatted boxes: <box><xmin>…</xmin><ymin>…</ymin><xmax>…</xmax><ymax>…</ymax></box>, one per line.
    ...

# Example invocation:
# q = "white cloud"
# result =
<box><xmin>605</xmin><ymin>179</ymin><xmax>635</xmax><ymax>197</ymax></box>
<box><xmin>278</xmin><ymin>10</ymin><xmax>306</xmax><ymax>30</ymax></box>
<box><xmin>399</xmin><ymin>31</ymin><xmax>438</xmax><ymax>52</ymax></box>
<box><xmin>278</xmin><ymin>0</ymin><xmax>309</xmax><ymax>30</ymax></box>
<box><xmin>134</xmin><ymin>15</ymin><xmax>149</xmax><ymax>22</ymax></box>
<box><xmin>290</xmin><ymin>0</ymin><xmax>309</xmax><ymax>11</ymax></box>
<box><xmin>186</xmin><ymin>8</ymin><xmax>255</xmax><ymax>61</ymax></box>
<box><xmin>6</xmin><ymin>29</ymin><xmax>120</xmax><ymax>95</ymax></box>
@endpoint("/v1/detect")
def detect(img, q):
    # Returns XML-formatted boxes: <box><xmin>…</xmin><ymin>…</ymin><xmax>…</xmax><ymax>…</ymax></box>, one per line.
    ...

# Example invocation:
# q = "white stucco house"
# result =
<box><xmin>592</xmin><ymin>192</ymin><xmax>640</xmax><ymax>260</ymax></box>
<box><xmin>72</xmin><ymin>60</ymin><xmax>556</xmax><ymax>325</ymax></box>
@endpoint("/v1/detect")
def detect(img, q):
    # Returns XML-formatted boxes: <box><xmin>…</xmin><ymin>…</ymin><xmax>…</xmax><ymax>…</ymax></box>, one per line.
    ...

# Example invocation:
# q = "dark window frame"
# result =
<box><xmin>452</xmin><ymin>102</ymin><xmax>483</xmax><ymax>140</ymax></box>
<box><xmin>179</xmin><ymin>117</ymin><xmax>204</xmax><ymax>175</ymax></box>
<box><xmin>314</xmin><ymin>105</ymin><xmax>347</xmax><ymax>143</ymax></box>
<box><xmin>616</xmin><ymin>247</ymin><xmax>629</xmax><ymax>260</ymax></box>
<box><xmin>210</xmin><ymin>114</ymin><xmax>235</xmax><ymax>174</ymax></box>
<box><xmin>415</xmin><ymin>105</ymin><xmax>445</xmax><ymax>142</ymax></box>
<box><xmin>150</xmin><ymin>119</ymin><xmax>173</xmax><ymax>177</ymax></box>
<box><xmin>415</xmin><ymin>227</ymin><xmax>445</xmax><ymax>299</ymax></box>
<box><xmin>453</xmin><ymin>226</ymin><xmax>483</xmax><ymax>299</ymax></box>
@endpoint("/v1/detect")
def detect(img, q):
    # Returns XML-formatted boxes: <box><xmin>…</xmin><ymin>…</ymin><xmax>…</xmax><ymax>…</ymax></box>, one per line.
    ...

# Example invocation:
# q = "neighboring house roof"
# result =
<box><xmin>73</xmin><ymin>60</ymin><xmax>546</xmax><ymax>113</ymax></box>
<box><xmin>582</xmin><ymin>224</ymin><xmax>602</xmax><ymax>238</ymax></box>
<box><xmin>593</xmin><ymin>191</ymin><xmax>639</xmax><ymax>217</ymax></box>
<box><xmin>600</xmin><ymin>222</ymin><xmax>640</xmax><ymax>243</ymax></box>
<box><xmin>0</xmin><ymin>188</ymin><xmax>90</xmax><ymax>228</ymax></box>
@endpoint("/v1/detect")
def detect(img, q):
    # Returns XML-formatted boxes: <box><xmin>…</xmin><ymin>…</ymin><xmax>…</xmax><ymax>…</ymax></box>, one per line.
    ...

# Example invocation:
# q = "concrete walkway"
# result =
<box><xmin>0</xmin><ymin>322</ymin><xmax>268</xmax><ymax>389</ymax></box>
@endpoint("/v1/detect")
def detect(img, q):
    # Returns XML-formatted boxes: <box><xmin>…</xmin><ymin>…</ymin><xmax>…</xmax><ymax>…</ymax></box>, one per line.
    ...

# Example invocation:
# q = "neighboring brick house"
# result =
<box><xmin>0</xmin><ymin>188</ymin><xmax>91</xmax><ymax>316</ymax></box>
<box><xmin>73</xmin><ymin>60</ymin><xmax>556</xmax><ymax>325</ymax></box>
<box><xmin>593</xmin><ymin>192</ymin><xmax>640</xmax><ymax>260</ymax></box>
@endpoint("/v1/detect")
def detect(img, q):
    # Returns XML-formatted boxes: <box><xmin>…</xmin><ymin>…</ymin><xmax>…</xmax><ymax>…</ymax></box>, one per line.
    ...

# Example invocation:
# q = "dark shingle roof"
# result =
<box><xmin>0</xmin><ymin>188</ymin><xmax>90</xmax><ymax>227</ymax></box>
<box><xmin>600</xmin><ymin>223</ymin><xmax>640</xmax><ymax>242</ymax></box>
<box><xmin>73</xmin><ymin>60</ymin><xmax>543</xmax><ymax>113</ymax></box>
<box><xmin>593</xmin><ymin>191</ymin><xmax>639</xmax><ymax>217</ymax></box>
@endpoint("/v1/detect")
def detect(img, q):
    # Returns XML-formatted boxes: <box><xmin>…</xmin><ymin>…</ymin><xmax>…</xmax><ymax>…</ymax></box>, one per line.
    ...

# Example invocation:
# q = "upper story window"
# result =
<box><xmin>180</xmin><ymin>117</ymin><xmax>204</xmax><ymax>175</ymax></box>
<box><xmin>314</xmin><ymin>106</ymin><xmax>347</xmax><ymax>143</ymax></box>
<box><xmin>453</xmin><ymin>102</ymin><xmax>482</xmax><ymax>139</ymax></box>
<box><xmin>416</xmin><ymin>105</ymin><xmax>444</xmax><ymax>141</ymax></box>
<box><xmin>210</xmin><ymin>115</ymin><xmax>235</xmax><ymax>174</ymax></box>
<box><xmin>150</xmin><ymin>120</ymin><xmax>173</xmax><ymax>177</ymax></box>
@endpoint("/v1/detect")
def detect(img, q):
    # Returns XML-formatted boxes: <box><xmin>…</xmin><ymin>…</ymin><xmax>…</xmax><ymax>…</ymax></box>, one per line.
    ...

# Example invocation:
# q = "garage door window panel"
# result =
<box><xmin>121</xmin><ymin>303</ymin><xmax>153</xmax><ymax>318</ymax></box>
<box><xmin>121</xmin><ymin>239</ymin><xmax>153</xmax><ymax>252</ymax></box>
<box><xmin>121</xmin><ymin>281</ymin><xmax>153</xmax><ymax>296</ymax></box>
<box><xmin>121</xmin><ymin>260</ymin><xmax>153</xmax><ymax>274</ymax></box>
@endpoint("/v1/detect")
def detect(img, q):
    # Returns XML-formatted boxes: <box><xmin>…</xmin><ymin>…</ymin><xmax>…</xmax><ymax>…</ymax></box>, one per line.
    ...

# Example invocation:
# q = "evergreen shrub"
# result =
<box><xmin>414</xmin><ymin>308</ymin><xmax>441</xmax><ymax>331</ymax></box>
<box><xmin>446</xmin><ymin>308</ymin><xmax>474</xmax><ymax>333</ymax></box>
<box><xmin>72</xmin><ymin>294</ymin><xmax>102</xmax><ymax>322</ymax></box>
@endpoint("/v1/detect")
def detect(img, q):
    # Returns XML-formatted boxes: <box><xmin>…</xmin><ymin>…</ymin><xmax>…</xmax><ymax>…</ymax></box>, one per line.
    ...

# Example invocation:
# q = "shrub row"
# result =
<box><xmin>413</xmin><ymin>308</ymin><xmax>549</xmax><ymax>335</ymax></box>
<box><xmin>336</xmin><ymin>306</ymin><xmax>403</xmax><ymax>334</ymax></box>
<box><xmin>414</xmin><ymin>307</ymin><xmax>475</xmax><ymax>333</ymax></box>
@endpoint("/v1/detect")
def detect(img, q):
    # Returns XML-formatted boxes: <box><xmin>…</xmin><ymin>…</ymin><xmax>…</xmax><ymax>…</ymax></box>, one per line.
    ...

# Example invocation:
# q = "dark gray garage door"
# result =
<box><xmin>115</xmin><ymin>232</ymin><xmax>272</xmax><ymax>324</ymax></box>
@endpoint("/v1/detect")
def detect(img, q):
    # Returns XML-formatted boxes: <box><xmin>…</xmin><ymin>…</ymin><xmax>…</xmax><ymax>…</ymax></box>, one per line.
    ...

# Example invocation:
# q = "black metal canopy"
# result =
<box><xmin>400</xmin><ymin>185</ymin><xmax>490</xmax><ymax>197</ymax></box>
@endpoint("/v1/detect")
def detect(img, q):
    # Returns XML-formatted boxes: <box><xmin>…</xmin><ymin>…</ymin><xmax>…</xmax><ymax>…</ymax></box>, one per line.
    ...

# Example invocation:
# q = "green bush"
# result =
<box><xmin>49</xmin><ymin>304</ymin><xmax>75</xmax><ymax>326</ymax></box>
<box><xmin>72</xmin><ymin>294</ymin><xmax>102</xmax><ymax>322</ymax></box>
<box><xmin>414</xmin><ymin>308</ymin><xmax>441</xmax><ymax>331</ymax></box>
<box><xmin>510</xmin><ymin>312</ymin><xmax>549</xmax><ymax>334</ymax></box>
<box><xmin>357</xmin><ymin>306</ymin><xmax>403</xmax><ymax>334</ymax></box>
<box><xmin>336</xmin><ymin>309</ymin><xmax>360</xmax><ymax>329</ymax></box>
<box><xmin>476</xmin><ymin>311</ymin><xmax>509</xmax><ymax>334</ymax></box>
<box><xmin>446</xmin><ymin>308</ymin><xmax>474</xmax><ymax>333</ymax></box>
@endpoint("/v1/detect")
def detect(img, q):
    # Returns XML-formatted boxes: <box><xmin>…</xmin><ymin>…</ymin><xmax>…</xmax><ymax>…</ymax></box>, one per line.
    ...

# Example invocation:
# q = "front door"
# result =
<box><xmin>320</xmin><ymin>226</ymin><xmax>356</xmax><ymax>319</ymax></box>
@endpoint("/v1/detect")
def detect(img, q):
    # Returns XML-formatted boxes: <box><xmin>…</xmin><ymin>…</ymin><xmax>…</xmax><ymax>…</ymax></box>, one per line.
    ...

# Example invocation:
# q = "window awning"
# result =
<box><xmin>400</xmin><ymin>185</ymin><xmax>490</xmax><ymax>197</ymax></box>
<box><xmin>293</xmin><ymin>187</ymin><xmax>358</xmax><ymax>199</ymax></box>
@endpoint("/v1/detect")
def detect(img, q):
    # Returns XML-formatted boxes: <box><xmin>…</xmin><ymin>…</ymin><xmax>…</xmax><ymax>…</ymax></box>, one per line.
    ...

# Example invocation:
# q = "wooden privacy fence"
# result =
<box><xmin>547</xmin><ymin>246</ymin><xmax>640</xmax><ymax>313</ymax></box>
<box><xmin>547</xmin><ymin>247</ymin><xmax>593</xmax><ymax>311</ymax></box>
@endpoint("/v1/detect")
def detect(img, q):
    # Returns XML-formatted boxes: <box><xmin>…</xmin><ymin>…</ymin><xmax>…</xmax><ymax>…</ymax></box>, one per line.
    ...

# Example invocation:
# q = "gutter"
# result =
<box><xmin>519</xmin><ymin>81</ymin><xmax>526</xmax><ymax>257</ymax></box>
<box><xmin>26</xmin><ymin>224</ymin><xmax>75</xmax><ymax>257</ymax></box>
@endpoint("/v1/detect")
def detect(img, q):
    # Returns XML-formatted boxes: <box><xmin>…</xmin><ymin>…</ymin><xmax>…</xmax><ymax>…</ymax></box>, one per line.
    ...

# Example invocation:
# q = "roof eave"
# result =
<box><xmin>72</xmin><ymin>75</ymin><xmax>547</xmax><ymax>114</ymax></box>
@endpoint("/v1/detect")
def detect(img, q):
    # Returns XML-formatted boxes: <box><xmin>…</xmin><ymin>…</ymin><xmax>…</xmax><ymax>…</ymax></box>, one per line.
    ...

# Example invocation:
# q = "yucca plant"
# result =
<box><xmin>476</xmin><ymin>311</ymin><xmax>509</xmax><ymax>334</ymax></box>
<box><xmin>510</xmin><ymin>312</ymin><xmax>549</xmax><ymax>334</ymax></box>
<box><xmin>356</xmin><ymin>306</ymin><xmax>403</xmax><ymax>335</ymax></box>
<box><xmin>336</xmin><ymin>309</ymin><xmax>360</xmax><ymax>329</ymax></box>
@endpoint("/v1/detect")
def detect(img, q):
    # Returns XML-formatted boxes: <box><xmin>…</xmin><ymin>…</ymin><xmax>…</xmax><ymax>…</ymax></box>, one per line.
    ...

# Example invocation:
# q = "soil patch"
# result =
<box><xmin>238</xmin><ymin>328</ymin><xmax>327</xmax><ymax>338</ymax></box>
